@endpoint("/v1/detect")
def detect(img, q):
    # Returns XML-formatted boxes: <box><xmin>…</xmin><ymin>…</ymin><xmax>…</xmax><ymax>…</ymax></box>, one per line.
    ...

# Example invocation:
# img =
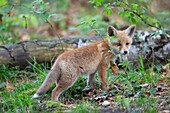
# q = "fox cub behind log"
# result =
<box><xmin>33</xmin><ymin>25</ymin><xmax>136</xmax><ymax>101</ymax></box>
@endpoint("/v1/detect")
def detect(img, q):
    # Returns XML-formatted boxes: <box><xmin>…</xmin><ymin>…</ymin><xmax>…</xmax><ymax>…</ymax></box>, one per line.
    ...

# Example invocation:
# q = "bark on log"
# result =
<box><xmin>0</xmin><ymin>30</ymin><xmax>169</xmax><ymax>68</ymax></box>
<box><xmin>122</xmin><ymin>30</ymin><xmax>170</xmax><ymax>67</ymax></box>
<box><xmin>0</xmin><ymin>36</ymin><xmax>102</xmax><ymax>68</ymax></box>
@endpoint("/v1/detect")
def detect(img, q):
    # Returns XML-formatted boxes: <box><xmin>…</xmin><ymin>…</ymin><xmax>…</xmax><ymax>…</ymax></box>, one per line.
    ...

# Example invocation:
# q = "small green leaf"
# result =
<box><xmin>131</xmin><ymin>18</ymin><xmax>136</xmax><ymax>24</ymax></box>
<box><xmin>107</xmin><ymin>10</ymin><xmax>111</xmax><ymax>16</ymax></box>
<box><xmin>146</xmin><ymin>17</ymin><xmax>152</xmax><ymax>21</ymax></box>
<box><xmin>75</xmin><ymin>23</ymin><xmax>81</xmax><ymax>27</ymax></box>
<box><xmin>162</xmin><ymin>30</ymin><xmax>166</xmax><ymax>34</ymax></box>
<box><xmin>110</xmin><ymin>91</ymin><xmax>116</xmax><ymax>96</ymax></box>
<box><xmin>125</xmin><ymin>11</ymin><xmax>130</xmax><ymax>16</ymax></box>
<box><xmin>154</xmin><ymin>32</ymin><xmax>159</xmax><ymax>36</ymax></box>
<box><xmin>148</xmin><ymin>26</ymin><xmax>152</xmax><ymax>29</ymax></box>
<box><xmin>110</xmin><ymin>61</ymin><xmax>114</xmax><ymax>65</ymax></box>
<box><xmin>91</xmin><ymin>19</ymin><xmax>96</xmax><ymax>22</ymax></box>
<box><xmin>39</xmin><ymin>13</ymin><xmax>49</xmax><ymax>20</ymax></box>
<box><xmin>30</xmin><ymin>16</ymin><xmax>39</xmax><ymax>27</ymax></box>
<box><xmin>130</xmin><ymin>12</ymin><xmax>134</xmax><ymax>17</ymax></box>
<box><xmin>118</xmin><ymin>11</ymin><xmax>123</xmax><ymax>17</ymax></box>
<box><xmin>132</xmin><ymin>4</ymin><xmax>138</xmax><ymax>9</ymax></box>
<box><xmin>102</xmin><ymin>9</ymin><xmax>107</xmax><ymax>14</ymax></box>
<box><xmin>0</xmin><ymin>0</ymin><xmax>6</xmax><ymax>5</ymax></box>
<box><xmin>152</xmin><ymin>19</ymin><xmax>158</xmax><ymax>23</ymax></box>
<box><xmin>124</xmin><ymin>0</ymin><xmax>129</xmax><ymax>5</ymax></box>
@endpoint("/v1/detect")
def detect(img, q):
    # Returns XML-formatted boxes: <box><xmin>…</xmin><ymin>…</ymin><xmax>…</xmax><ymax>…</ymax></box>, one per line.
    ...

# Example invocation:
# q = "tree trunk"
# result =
<box><xmin>0</xmin><ymin>31</ymin><xmax>169</xmax><ymax>68</ymax></box>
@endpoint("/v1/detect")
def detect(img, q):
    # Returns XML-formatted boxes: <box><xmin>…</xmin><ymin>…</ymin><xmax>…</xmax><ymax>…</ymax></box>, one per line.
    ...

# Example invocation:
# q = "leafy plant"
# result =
<box><xmin>88</xmin><ymin>0</ymin><xmax>169</xmax><ymax>36</ymax></box>
<box><xmin>74</xmin><ymin>15</ymin><xmax>110</xmax><ymax>35</ymax></box>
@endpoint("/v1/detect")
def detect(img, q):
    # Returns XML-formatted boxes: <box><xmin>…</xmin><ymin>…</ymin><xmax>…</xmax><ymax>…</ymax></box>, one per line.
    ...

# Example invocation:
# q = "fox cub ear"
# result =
<box><xmin>107</xmin><ymin>25</ymin><xmax>118</xmax><ymax>37</ymax></box>
<box><xmin>125</xmin><ymin>25</ymin><xmax>136</xmax><ymax>38</ymax></box>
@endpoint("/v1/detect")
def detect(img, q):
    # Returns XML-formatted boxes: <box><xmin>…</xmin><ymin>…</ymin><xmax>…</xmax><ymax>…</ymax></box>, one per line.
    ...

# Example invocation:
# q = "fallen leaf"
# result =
<box><xmin>158</xmin><ymin>79</ymin><xmax>166</xmax><ymax>82</ymax></box>
<box><xmin>161</xmin><ymin>64</ymin><xmax>170</xmax><ymax>77</ymax></box>
<box><xmin>6</xmin><ymin>10</ymin><xmax>14</xmax><ymax>17</ymax></box>
<box><xmin>110</xmin><ymin>61</ymin><xmax>119</xmax><ymax>76</ymax></box>
<box><xmin>107</xmin><ymin>88</ymin><xmax>114</xmax><ymax>92</ymax></box>
<box><xmin>144</xmin><ymin>91</ymin><xmax>150</xmax><ymax>95</ymax></box>
<box><xmin>140</xmin><ymin>81</ymin><xmax>144</xmax><ymax>83</ymax></box>
<box><xmin>88</xmin><ymin>92</ymin><xmax>92</xmax><ymax>98</ymax></box>
<box><xmin>6</xmin><ymin>81</ymin><xmax>15</xmax><ymax>91</ymax></box>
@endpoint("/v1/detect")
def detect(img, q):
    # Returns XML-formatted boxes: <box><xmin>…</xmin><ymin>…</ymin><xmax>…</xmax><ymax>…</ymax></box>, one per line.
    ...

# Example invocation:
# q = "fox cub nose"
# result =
<box><xmin>124</xmin><ymin>51</ymin><xmax>128</xmax><ymax>54</ymax></box>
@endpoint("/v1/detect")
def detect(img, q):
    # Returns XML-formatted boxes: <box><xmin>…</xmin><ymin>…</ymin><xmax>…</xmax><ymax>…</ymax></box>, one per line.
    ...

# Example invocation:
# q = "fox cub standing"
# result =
<box><xmin>33</xmin><ymin>25</ymin><xmax>136</xmax><ymax>101</ymax></box>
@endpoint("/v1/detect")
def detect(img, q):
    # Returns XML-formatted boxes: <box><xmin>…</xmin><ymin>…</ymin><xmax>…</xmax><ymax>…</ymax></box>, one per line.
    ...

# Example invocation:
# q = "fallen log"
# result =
<box><xmin>0</xmin><ymin>30</ymin><xmax>169</xmax><ymax>68</ymax></box>
<box><xmin>0</xmin><ymin>36</ymin><xmax>102</xmax><ymax>68</ymax></box>
<box><xmin>122</xmin><ymin>30</ymin><xmax>170</xmax><ymax>67</ymax></box>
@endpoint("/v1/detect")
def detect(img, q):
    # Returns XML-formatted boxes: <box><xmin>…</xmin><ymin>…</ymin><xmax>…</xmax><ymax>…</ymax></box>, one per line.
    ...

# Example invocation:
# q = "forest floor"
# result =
<box><xmin>0</xmin><ymin>63</ymin><xmax>169</xmax><ymax>113</ymax></box>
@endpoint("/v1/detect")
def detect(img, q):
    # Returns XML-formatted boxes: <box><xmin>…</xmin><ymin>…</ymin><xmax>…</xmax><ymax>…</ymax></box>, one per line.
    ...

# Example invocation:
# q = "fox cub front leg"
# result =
<box><xmin>98</xmin><ymin>62</ymin><xmax>108</xmax><ymax>91</ymax></box>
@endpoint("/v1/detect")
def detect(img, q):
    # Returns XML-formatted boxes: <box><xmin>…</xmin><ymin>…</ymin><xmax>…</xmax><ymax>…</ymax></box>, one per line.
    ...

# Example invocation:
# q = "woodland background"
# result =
<box><xmin>0</xmin><ymin>0</ymin><xmax>170</xmax><ymax>113</ymax></box>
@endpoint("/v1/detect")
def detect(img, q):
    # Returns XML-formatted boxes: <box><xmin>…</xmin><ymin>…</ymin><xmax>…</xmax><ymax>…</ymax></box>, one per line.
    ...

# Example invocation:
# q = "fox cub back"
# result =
<box><xmin>33</xmin><ymin>25</ymin><xmax>136</xmax><ymax>101</ymax></box>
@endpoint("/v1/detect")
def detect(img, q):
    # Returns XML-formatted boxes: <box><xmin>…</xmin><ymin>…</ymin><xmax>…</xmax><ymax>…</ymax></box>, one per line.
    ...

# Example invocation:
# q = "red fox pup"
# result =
<box><xmin>33</xmin><ymin>25</ymin><xmax>136</xmax><ymax>101</ymax></box>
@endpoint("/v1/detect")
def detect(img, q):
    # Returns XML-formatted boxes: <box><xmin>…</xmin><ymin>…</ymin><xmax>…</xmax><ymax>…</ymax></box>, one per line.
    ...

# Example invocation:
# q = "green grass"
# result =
<box><xmin>70</xmin><ymin>101</ymin><xmax>98</xmax><ymax>113</ymax></box>
<box><xmin>0</xmin><ymin>59</ymin><xmax>169</xmax><ymax>113</ymax></box>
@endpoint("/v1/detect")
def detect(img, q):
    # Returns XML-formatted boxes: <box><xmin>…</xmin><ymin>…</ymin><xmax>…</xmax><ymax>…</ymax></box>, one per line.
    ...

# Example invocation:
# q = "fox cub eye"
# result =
<box><xmin>117</xmin><ymin>43</ymin><xmax>121</xmax><ymax>46</ymax></box>
<box><xmin>126</xmin><ymin>43</ymin><xmax>129</xmax><ymax>45</ymax></box>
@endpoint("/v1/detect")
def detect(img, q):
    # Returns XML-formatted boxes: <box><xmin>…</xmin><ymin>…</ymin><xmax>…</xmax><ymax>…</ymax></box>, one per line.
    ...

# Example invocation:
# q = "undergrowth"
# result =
<box><xmin>0</xmin><ymin>59</ymin><xmax>169</xmax><ymax>113</ymax></box>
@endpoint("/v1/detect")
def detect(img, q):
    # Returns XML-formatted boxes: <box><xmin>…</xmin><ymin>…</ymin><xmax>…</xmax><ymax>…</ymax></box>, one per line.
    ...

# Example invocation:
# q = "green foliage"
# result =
<box><xmin>88</xmin><ymin>0</ymin><xmax>169</xmax><ymax>31</ymax></box>
<box><xmin>0</xmin><ymin>66</ymin><xmax>41</xmax><ymax>112</ymax></box>
<box><xmin>1</xmin><ymin>0</ymin><xmax>169</xmax><ymax>45</ymax></box>
<box><xmin>0</xmin><ymin>55</ymin><xmax>169</xmax><ymax>112</ymax></box>
<box><xmin>27</xmin><ymin>57</ymin><xmax>48</xmax><ymax>75</ymax></box>
<box><xmin>0</xmin><ymin>0</ymin><xmax>66</xmax><ymax>44</ymax></box>
<box><xmin>133</xmin><ymin>96</ymin><xmax>157</xmax><ymax>112</ymax></box>
<box><xmin>75</xmin><ymin>17</ymin><xmax>97</xmax><ymax>29</ymax></box>
<box><xmin>88</xmin><ymin>0</ymin><xmax>105</xmax><ymax>9</ymax></box>
<box><xmin>74</xmin><ymin>0</ymin><xmax>169</xmax><ymax>39</ymax></box>
<box><xmin>74</xmin><ymin>15</ymin><xmax>110</xmax><ymax>35</ymax></box>
<box><xmin>31</xmin><ymin>0</ymin><xmax>57</xmax><ymax>22</ymax></box>
<box><xmin>106</xmin><ymin>59</ymin><xmax>167</xmax><ymax>112</ymax></box>
<box><xmin>45</xmin><ymin>101</ymin><xmax>67</xmax><ymax>108</ymax></box>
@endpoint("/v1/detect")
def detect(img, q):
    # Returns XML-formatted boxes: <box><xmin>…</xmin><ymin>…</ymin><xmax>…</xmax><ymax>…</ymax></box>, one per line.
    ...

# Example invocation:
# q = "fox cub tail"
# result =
<box><xmin>32</xmin><ymin>69</ymin><xmax>59</xmax><ymax>98</ymax></box>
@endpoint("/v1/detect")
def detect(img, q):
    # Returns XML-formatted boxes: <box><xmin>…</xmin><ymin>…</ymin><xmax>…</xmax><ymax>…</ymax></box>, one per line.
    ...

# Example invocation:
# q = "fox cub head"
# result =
<box><xmin>107</xmin><ymin>25</ymin><xmax>136</xmax><ymax>55</ymax></box>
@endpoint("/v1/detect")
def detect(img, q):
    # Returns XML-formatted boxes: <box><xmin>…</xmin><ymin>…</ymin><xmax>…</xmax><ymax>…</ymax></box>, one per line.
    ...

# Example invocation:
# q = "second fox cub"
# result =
<box><xmin>33</xmin><ymin>25</ymin><xmax>136</xmax><ymax>101</ymax></box>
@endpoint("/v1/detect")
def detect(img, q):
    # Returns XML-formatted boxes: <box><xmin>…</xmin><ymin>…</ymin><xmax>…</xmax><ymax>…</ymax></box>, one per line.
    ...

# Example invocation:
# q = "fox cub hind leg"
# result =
<box><xmin>52</xmin><ymin>74</ymin><xmax>79</xmax><ymax>101</ymax></box>
<box><xmin>51</xmin><ymin>63</ymin><xmax>80</xmax><ymax>101</ymax></box>
<box><xmin>87</xmin><ymin>71</ymin><xmax>97</xmax><ymax>89</ymax></box>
